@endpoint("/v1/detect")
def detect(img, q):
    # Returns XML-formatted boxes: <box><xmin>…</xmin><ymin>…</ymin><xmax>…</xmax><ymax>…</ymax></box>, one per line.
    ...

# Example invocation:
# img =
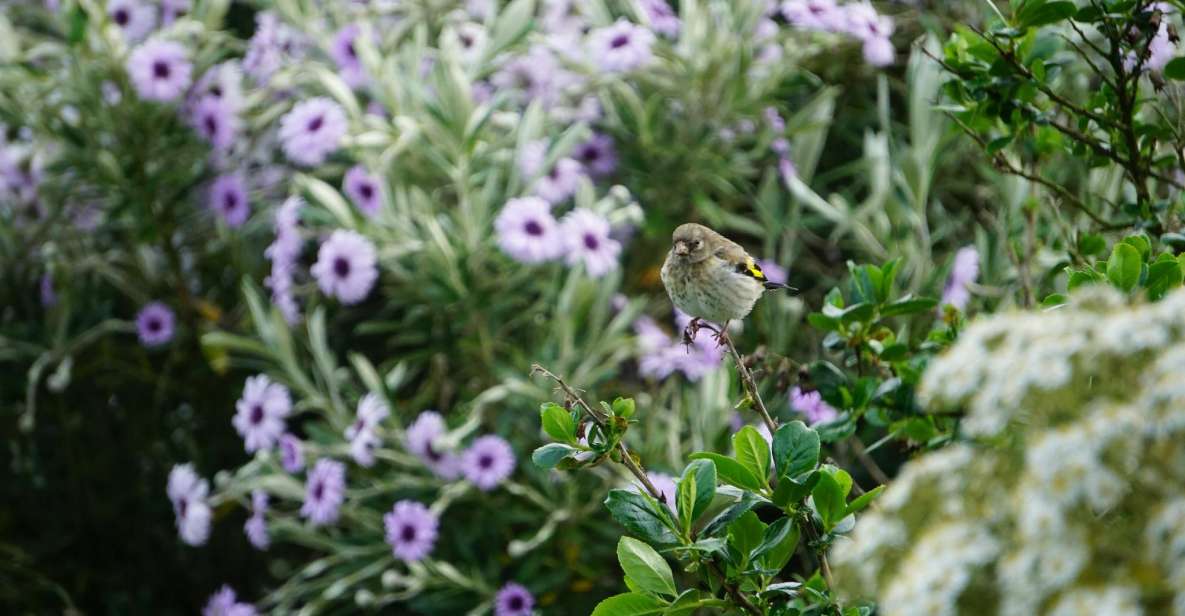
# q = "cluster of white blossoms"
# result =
<box><xmin>831</xmin><ymin>286</ymin><xmax>1185</xmax><ymax>616</ymax></box>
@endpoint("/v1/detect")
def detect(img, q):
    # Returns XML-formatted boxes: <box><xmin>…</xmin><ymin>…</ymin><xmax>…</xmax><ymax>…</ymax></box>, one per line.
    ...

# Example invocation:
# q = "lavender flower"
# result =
<box><xmin>167</xmin><ymin>464</ymin><xmax>211</xmax><ymax>546</ymax></box>
<box><xmin>461</xmin><ymin>435</ymin><xmax>515</xmax><ymax>491</ymax></box>
<box><xmin>756</xmin><ymin>259</ymin><xmax>788</xmax><ymax>285</ymax></box>
<box><xmin>455</xmin><ymin>22</ymin><xmax>488</xmax><ymax>64</ymax></box>
<box><xmin>635</xmin><ymin>316</ymin><xmax>682</xmax><ymax>380</ymax></box>
<box><xmin>782</xmin><ymin>0</ymin><xmax>845</xmax><ymax>32</ymax></box>
<box><xmin>789</xmin><ymin>386</ymin><xmax>838</xmax><ymax>426</ymax></box>
<box><xmin>108</xmin><ymin>0</ymin><xmax>157</xmax><ymax>42</ymax></box>
<box><xmin>494</xmin><ymin>197</ymin><xmax>563</xmax><ymax>264</ymax></box>
<box><xmin>532</xmin><ymin>157</ymin><xmax>584</xmax><ymax>204</ymax></box>
<box><xmin>561</xmin><ymin>209</ymin><xmax>621</xmax><ymax>278</ymax></box>
<box><xmin>208</xmin><ymin>174</ymin><xmax>249</xmax><ymax>228</ymax></box>
<box><xmin>383</xmin><ymin>500</ymin><xmax>439</xmax><ymax>562</ymax></box>
<box><xmin>265</xmin><ymin>197</ymin><xmax>303</xmax><ymax>323</ymax></box>
<box><xmin>646</xmin><ymin>472</ymin><xmax>678</xmax><ymax>512</ymax></box>
<box><xmin>39</xmin><ymin>273</ymin><xmax>57</xmax><ymax>308</ymax></box>
<box><xmin>574</xmin><ymin>133</ymin><xmax>618</xmax><ymax>178</ymax></box>
<box><xmin>310</xmin><ymin>230</ymin><xmax>378</xmax><ymax>304</ymax></box>
<box><xmin>588</xmin><ymin>19</ymin><xmax>656</xmax><ymax>73</ymax></box>
<box><xmin>300</xmin><ymin>459</ymin><xmax>346</xmax><ymax>526</ymax></box>
<box><xmin>136</xmin><ymin>302</ymin><xmax>175</xmax><ymax>347</ymax></box>
<box><xmin>494</xmin><ymin>583</ymin><xmax>536</xmax><ymax>616</ymax></box>
<box><xmin>202</xmin><ymin>585</ymin><xmax>256</xmax><ymax>616</ymax></box>
<box><xmin>673</xmin><ymin>309</ymin><xmax>725</xmax><ymax>380</ymax></box>
<box><xmin>342</xmin><ymin>165</ymin><xmax>382</xmax><ymax>217</ymax></box>
<box><xmin>279</xmin><ymin>433</ymin><xmax>305</xmax><ymax>473</ymax></box>
<box><xmin>127</xmin><ymin>40</ymin><xmax>193</xmax><ymax>103</ymax></box>
<box><xmin>330</xmin><ymin>24</ymin><xmax>367</xmax><ymax>88</ymax></box>
<box><xmin>161</xmin><ymin>0</ymin><xmax>191</xmax><ymax>26</ymax></box>
<box><xmin>232</xmin><ymin>374</ymin><xmax>291</xmax><ymax>453</ymax></box>
<box><xmin>862</xmin><ymin>36</ymin><xmax>894</xmax><ymax>67</ymax></box>
<box><xmin>345</xmin><ymin>393</ymin><xmax>389</xmax><ymax>467</ymax></box>
<box><xmin>278</xmin><ymin>98</ymin><xmax>347</xmax><ymax>167</ymax></box>
<box><xmin>190</xmin><ymin>96</ymin><xmax>240</xmax><ymax>151</ymax></box>
<box><xmin>492</xmin><ymin>45</ymin><xmax>563</xmax><ymax>107</ymax></box>
<box><xmin>778</xmin><ymin>156</ymin><xmax>798</xmax><ymax>186</ymax></box>
<box><xmin>639</xmin><ymin>0</ymin><xmax>680</xmax><ymax>37</ymax></box>
<box><xmin>940</xmin><ymin>246</ymin><xmax>979</xmax><ymax>311</ymax></box>
<box><xmin>405</xmin><ymin>410</ymin><xmax>462</xmax><ymax>479</ymax></box>
<box><xmin>244</xmin><ymin>490</ymin><xmax>269</xmax><ymax>550</ymax></box>
<box><xmin>244</xmin><ymin>12</ymin><xmax>307</xmax><ymax>84</ymax></box>
<box><xmin>843</xmin><ymin>2</ymin><xmax>892</xmax><ymax>41</ymax></box>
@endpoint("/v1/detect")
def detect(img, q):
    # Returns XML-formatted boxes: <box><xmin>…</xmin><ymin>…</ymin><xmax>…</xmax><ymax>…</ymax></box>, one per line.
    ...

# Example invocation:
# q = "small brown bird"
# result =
<box><xmin>660</xmin><ymin>223</ymin><xmax>793</xmax><ymax>338</ymax></box>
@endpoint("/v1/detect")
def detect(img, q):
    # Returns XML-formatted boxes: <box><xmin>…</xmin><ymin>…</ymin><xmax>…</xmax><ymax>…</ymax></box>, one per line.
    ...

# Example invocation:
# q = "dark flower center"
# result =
<box><xmin>583</xmin><ymin>233</ymin><xmax>600</xmax><ymax>250</ymax></box>
<box><xmin>346</xmin><ymin>42</ymin><xmax>357</xmax><ymax>59</ymax></box>
<box><xmin>203</xmin><ymin>115</ymin><xmax>218</xmax><ymax>136</ymax></box>
<box><xmin>425</xmin><ymin>443</ymin><xmax>443</xmax><ymax>462</ymax></box>
<box><xmin>358</xmin><ymin>183</ymin><xmax>374</xmax><ymax>200</ymax></box>
<box><xmin>524</xmin><ymin>220</ymin><xmax>544</xmax><ymax>236</ymax></box>
<box><xmin>147</xmin><ymin>318</ymin><xmax>161</xmax><ymax>332</ymax></box>
<box><xmin>210</xmin><ymin>85</ymin><xmax>223</xmax><ymax>97</ymax></box>
<box><xmin>478</xmin><ymin>454</ymin><xmax>494</xmax><ymax>469</ymax></box>
<box><xmin>250</xmin><ymin>404</ymin><xmax>264</xmax><ymax>425</ymax></box>
<box><xmin>153</xmin><ymin>61</ymin><xmax>171</xmax><ymax>79</ymax></box>
<box><xmin>547</xmin><ymin>166</ymin><xmax>560</xmax><ymax>179</ymax></box>
<box><xmin>223</xmin><ymin>192</ymin><xmax>238</xmax><ymax>211</ymax></box>
<box><xmin>333</xmin><ymin>257</ymin><xmax>351</xmax><ymax>278</ymax></box>
<box><xmin>460</xmin><ymin>33</ymin><xmax>474</xmax><ymax>47</ymax></box>
<box><xmin>307</xmin><ymin>115</ymin><xmax>324</xmax><ymax>132</ymax></box>
<box><xmin>351</xmin><ymin>418</ymin><xmax>365</xmax><ymax>434</ymax></box>
<box><xmin>508</xmin><ymin>596</ymin><xmax>524</xmax><ymax>610</ymax></box>
<box><xmin>610</xmin><ymin>34</ymin><xmax>630</xmax><ymax>49</ymax></box>
<box><xmin>401</xmin><ymin>524</ymin><xmax>417</xmax><ymax>541</ymax></box>
<box><xmin>178</xmin><ymin>497</ymin><xmax>188</xmax><ymax>517</ymax></box>
<box><xmin>581</xmin><ymin>146</ymin><xmax>599</xmax><ymax>162</ymax></box>
<box><xmin>312</xmin><ymin>481</ymin><xmax>324</xmax><ymax>500</ymax></box>
<box><xmin>113</xmin><ymin>8</ymin><xmax>129</xmax><ymax>25</ymax></box>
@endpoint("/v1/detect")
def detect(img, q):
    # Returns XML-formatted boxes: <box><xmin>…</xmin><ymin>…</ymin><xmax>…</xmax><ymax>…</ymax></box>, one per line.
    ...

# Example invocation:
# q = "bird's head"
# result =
<box><xmin>671</xmin><ymin>223</ymin><xmax>712</xmax><ymax>263</ymax></box>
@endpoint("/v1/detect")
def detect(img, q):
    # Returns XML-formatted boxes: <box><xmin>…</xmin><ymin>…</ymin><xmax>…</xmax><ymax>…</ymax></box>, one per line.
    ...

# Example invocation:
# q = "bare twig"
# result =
<box><xmin>720</xmin><ymin>333</ymin><xmax>779</xmax><ymax>435</ymax></box>
<box><xmin>849</xmin><ymin>437</ymin><xmax>890</xmax><ymax>486</ymax></box>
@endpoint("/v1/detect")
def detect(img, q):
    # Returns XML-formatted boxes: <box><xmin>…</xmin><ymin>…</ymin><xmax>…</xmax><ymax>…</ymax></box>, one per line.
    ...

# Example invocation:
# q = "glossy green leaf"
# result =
<box><xmin>604</xmin><ymin>490</ymin><xmax>679</xmax><ymax>545</ymax></box>
<box><xmin>540</xmin><ymin>402</ymin><xmax>576</xmax><ymax>443</ymax></box>
<box><xmin>844</xmin><ymin>485</ymin><xmax>885</xmax><ymax>517</ymax></box>
<box><xmin>881</xmin><ymin>297</ymin><xmax>939</xmax><ymax>317</ymax></box>
<box><xmin>590</xmin><ymin>592</ymin><xmax>667</xmax><ymax>616</ymax></box>
<box><xmin>1106</xmin><ymin>243</ymin><xmax>1142</xmax><ymax>292</ymax></box>
<box><xmin>617</xmin><ymin>537</ymin><xmax>676</xmax><ymax>597</ymax></box>
<box><xmin>1164</xmin><ymin>57</ymin><xmax>1185</xmax><ymax>80</ymax></box>
<box><xmin>772</xmin><ymin>421</ymin><xmax>820</xmax><ymax>480</ymax></box>
<box><xmin>688</xmin><ymin>452</ymin><xmax>763</xmax><ymax>492</ymax></box>
<box><xmin>732</xmin><ymin>427</ymin><xmax>771</xmax><ymax>488</ymax></box>
<box><xmin>1017</xmin><ymin>1</ymin><xmax>1076</xmax><ymax>28</ymax></box>
<box><xmin>531</xmin><ymin>443</ymin><xmax>577</xmax><ymax>469</ymax></box>
<box><xmin>677</xmin><ymin>459</ymin><xmax>716</xmax><ymax>527</ymax></box>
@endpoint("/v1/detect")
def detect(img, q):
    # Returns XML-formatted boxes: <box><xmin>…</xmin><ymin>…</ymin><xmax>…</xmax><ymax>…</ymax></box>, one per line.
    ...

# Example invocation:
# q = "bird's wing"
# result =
<box><xmin>714</xmin><ymin>241</ymin><xmax>768</xmax><ymax>283</ymax></box>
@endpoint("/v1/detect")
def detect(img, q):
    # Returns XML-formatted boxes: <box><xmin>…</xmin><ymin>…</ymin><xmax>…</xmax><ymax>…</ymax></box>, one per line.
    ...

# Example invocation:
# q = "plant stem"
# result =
<box><xmin>720</xmin><ymin>332</ymin><xmax>779</xmax><ymax>435</ymax></box>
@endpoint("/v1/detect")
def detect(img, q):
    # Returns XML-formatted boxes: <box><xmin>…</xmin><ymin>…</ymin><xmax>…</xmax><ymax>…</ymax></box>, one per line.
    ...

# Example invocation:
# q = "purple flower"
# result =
<box><xmin>765</xmin><ymin>106</ymin><xmax>786</xmax><ymax>134</ymax></box>
<box><xmin>345</xmin><ymin>393</ymin><xmax>388</xmax><ymax>467</ymax></box>
<box><xmin>311</xmin><ymin>230</ymin><xmax>378</xmax><ymax>304</ymax></box>
<box><xmin>244</xmin><ymin>12</ymin><xmax>308</xmax><ymax>84</ymax></box>
<box><xmin>191</xmin><ymin>96</ymin><xmax>240</xmax><ymax>151</ymax></box>
<box><xmin>161</xmin><ymin>0</ymin><xmax>191</xmax><ymax>26</ymax></box>
<box><xmin>455</xmin><ymin>22</ymin><xmax>488</xmax><ymax>64</ymax></box>
<box><xmin>39</xmin><ymin>273</ymin><xmax>57</xmax><ymax>308</ymax></box>
<box><xmin>280</xmin><ymin>433</ymin><xmax>305</xmax><ymax>473</ymax></box>
<box><xmin>208</xmin><ymin>174</ymin><xmax>250</xmax><ymax>228</ymax></box>
<box><xmin>127</xmin><ymin>40</ymin><xmax>193</xmax><ymax>103</ymax></box>
<box><xmin>301</xmin><ymin>459</ymin><xmax>347</xmax><ymax>526</ymax></box>
<box><xmin>265</xmin><ymin>197</ymin><xmax>303</xmax><ymax>323</ymax></box>
<box><xmin>645</xmin><ymin>472</ymin><xmax>678</xmax><ymax>512</ymax></box>
<box><xmin>673</xmin><ymin>309</ymin><xmax>725</xmax><ymax>379</ymax></box>
<box><xmin>862</xmin><ymin>37</ymin><xmax>895</xmax><ymax>67</ymax></box>
<box><xmin>588</xmin><ymin>19</ymin><xmax>656</xmax><ymax>73</ymax></box>
<box><xmin>108</xmin><ymin>0</ymin><xmax>157</xmax><ymax>42</ymax></box>
<box><xmin>278</xmin><ymin>98</ymin><xmax>347</xmax><ymax>167</ymax></box>
<box><xmin>494</xmin><ymin>583</ymin><xmax>535</xmax><ymax>616</ymax></box>
<box><xmin>494</xmin><ymin>197</ymin><xmax>563</xmax><ymax>264</ymax></box>
<box><xmin>778</xmin><ymin>156</ymin><xmax>798</xmax><ymax>186</ymax></box>
<box><xmin>789</xmin><ymin>386</ymin><xmax>838</xmax><ymax>426</ymax></box>
<box><xmin>330</xmin><ymin>25</ymin><xmax>367</xmax><ymax>88</ymax></box>
<box><xmin>844</xmin><ymin>2</ymin><xmax>893</xmax><ymax>41</ymax></box>
<box><xmin>383</xmin><ymin>500</ymin><xmax>438</xmax><ymax>562</ymax></box>
<box><xmin>168</xmin><ymin>464</ymin><xmax>211</xmax><ymax>546</ymax></box>
<box><xmin>561</xmin><ymin>209</ymin><xmax>621</xmax><ymax>278</ymax></box>
<box><xmin>940</xmin><ymin>246</ymin><xmax>979</xmax><ymax>311</ymax></box>
<box><xmin>756</xmin><ymin>259</ymin><xmax>788</xmax><ymax>285</ymax></box>
<box><xmin>244</xmin><ymin>490</ymin><xmax>269</xmax><ymax>550</ymax></box>
<box><xmin>343</xmin><ymin>165</ymin><xmax>382</xmax><ymax>217</ymax></box>
<box><xmin>232</xmin><ymin>375</ymin><xmax>292</xmax><ymax>453</ymax></box>
<box><xmin>405</xmin><ymin>411</ymin><xmax>462</xmax><ymax>479</ymax></box>
<box><xmin>640</xmin><ymin>0</ymin><xmax>680</xmax><ymax>37</ymax></box>
<box><xmin>461</xmin><ymin>435</ymin><xmax>515</xmax><ymax>490</ymax></box>
<box><xmin>1126</xmin><ymin>21</ymin><xmax>1176</xmax><ymax>73</ymax></box>
<box><xmin>635</xmin><ymin>316</ymin><xmax>682</xmax><ymax>380</ymax></box>
<box><xmin>492</xmin><ymin>46</ymin><xmax>563</xmax><ymax>107</ymax></box>
<box><xmin>574</xmin><ymin>133</ymin><xmax>618</xmax><ymax>178</ymax></box>
<box><xmin>532</xmin><ymin>157</ymin><xmax>584</xmax><ymax>204</ymax></box>
<box><xmin>782</xmin><ymin>0</ymin><xmax>845</xmax><ymax>32</ymax></box>
<box><xmin>202</xmin><ymin>585</ymin><xmax>256</xmax><ymax>616</ymax></box>
<box><xmin>136</xmin><ymin>302</ymin><xmax>175</xmax><ymax>347</ymax></box>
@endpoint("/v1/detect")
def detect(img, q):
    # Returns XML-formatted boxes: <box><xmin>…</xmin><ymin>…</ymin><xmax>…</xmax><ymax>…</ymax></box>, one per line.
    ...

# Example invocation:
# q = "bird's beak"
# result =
<box><xmin>674</xmin><ymin>241</ymin><xmax>689</xmax><ymax>256</ymax></box>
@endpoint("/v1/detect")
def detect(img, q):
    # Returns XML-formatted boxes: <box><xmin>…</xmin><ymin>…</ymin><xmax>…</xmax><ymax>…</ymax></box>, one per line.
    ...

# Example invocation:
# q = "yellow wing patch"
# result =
<box><xmin>736</xmin><ymin>257</ymin><xmax>767</xmax><ymax>281</ymax></box>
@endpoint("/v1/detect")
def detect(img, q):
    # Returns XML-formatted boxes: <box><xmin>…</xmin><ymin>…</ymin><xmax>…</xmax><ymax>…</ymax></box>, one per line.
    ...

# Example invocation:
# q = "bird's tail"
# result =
<box><xmin>763</xmin><ymin>281</ymin><xmax>798</xmax><ymax>292</ymax></box>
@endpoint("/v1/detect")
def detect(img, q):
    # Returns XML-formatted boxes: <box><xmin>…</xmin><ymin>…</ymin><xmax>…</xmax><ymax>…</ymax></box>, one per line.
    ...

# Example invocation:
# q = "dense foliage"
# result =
<box><xmin>2</xmin><ymin>0</ymin><xmax>1184</xmax><ymax>614</ymax></box>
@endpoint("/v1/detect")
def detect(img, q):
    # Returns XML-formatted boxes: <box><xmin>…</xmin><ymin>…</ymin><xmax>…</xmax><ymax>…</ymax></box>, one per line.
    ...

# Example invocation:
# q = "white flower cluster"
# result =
<box><xmin>832</xmin><ymin>286</ymin><xmax>1185</xmax><ymax>616</ymax></box>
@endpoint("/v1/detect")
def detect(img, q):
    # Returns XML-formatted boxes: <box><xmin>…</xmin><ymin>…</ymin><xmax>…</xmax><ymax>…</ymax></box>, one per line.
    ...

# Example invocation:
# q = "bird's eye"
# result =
<box><xmin>692</xmin><ymin>240</ymin><xmax>701</xmax><ymax>248</ymax></box>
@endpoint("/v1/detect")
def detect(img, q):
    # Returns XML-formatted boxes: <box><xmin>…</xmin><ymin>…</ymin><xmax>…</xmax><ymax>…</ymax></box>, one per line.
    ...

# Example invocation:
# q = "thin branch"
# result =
<box><xmin>720</xmin><ymin>332</ymin><xmax>779</xmax><ymax>435</ymax></box>
<box><xmin>848</xmin><ymin>437</ymin><xmax>890</xmax><ymax>486</ymax></box>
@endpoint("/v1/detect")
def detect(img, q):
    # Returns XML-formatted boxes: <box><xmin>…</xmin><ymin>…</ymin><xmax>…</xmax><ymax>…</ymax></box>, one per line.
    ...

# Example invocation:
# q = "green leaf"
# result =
<box><xmin>678</xmin><ymin>459</ymin><xmax>716</xmax><ymax>528</ymax></box>
<box><xmin>1078</xmin><ymin>233</ymin><xmax>1106</xmax><ymax>256</ymax></box>
<box><xmin>1016</xmin><ymin>1</ymin><xmax>1076</xmax><ymax>28</ymax></box>
<box><xmin>844</xmin><ymin>485</ymin><xmax>885</xmax><ymax>517</ymax></box>
<box><xmin>1106</xmin><ymin>243</ymin><xmax>1142</xmax><ymax>292</ymax></box>
<box><xmin>591</xmin><ymin>592</ymin><xmax>667</xmax><ymax>616</ymax></box>
<box><xmin>772</xmin><ymin>421</ymin><xmax>820</xmax><ymax>480</ymax></box>
<box><xmin>881</xmin><ymin>297</ymin><xmax>939</xmax><ymax>317</ymax></box>
<box><xmin>1164</xmin><ymin>57</ymin><xmax>1185</xmax><ymax>81</ymax></box>
<box><xmin>701</xmin><ymin>493</ymin><xmax>759</xmax><ymax>537</ymax></box>
<box><xmin>1040</xmin><ymin>293</ymin><xmax>1067</xmax><ymax>309</ymax></box>
<box><xmin>727</xmin><ymin>511</ymin><xmax>766</xmax><ymax>563</ymax></box>
<box><xmin>540</xmin><ymin>403</ymin><xmax>576</xmax><ymax>443</ymax></box>
<box><xmin>806</xmin><ymin>312</ymin><xmax>841</xmax><ymax>332</ymax></box>
<box><xmin>1067</xmin><ymin>267</ymin><xmax>1104</xmax><ymax>290</ymax></box>
<box><xmin>1122</xmin><ymin>234</ymin><xmax>1151</xmax><ymax>260</ymax></box>
<box><xmin>732</xmin><ymin>427</ymin><xmax>771</xmax><ymax>488</ymax></box>
<box><xmin>1146</xmin><ymin>260</ymin><xmax>1183</xmax><ymax>300</ymax></box>
<box><xmin>532</xmin><ymin>443</ymin><xmax>577</xmax><ymax>469</ymax></box>
<box><xmin>663</xmin><ymin>590</ymin><xmax>705</xmax><ymax>615</ymax></box>
<box><xmin>752</xmin><ymin>517</ymin><xmax>800</xmax><ymax>572</ymax></box>
<box><xmin>617</xmin><ymin>537</ymin><xmax>676</xmax><ymax>597</ymax></box>
<box><xmin>604</xmin><ymin>490</ymin><xmax>679</xmax><ymax>545</ymax></box>
<box><xmin>688</xmin><ymin>453</ymin><xmax>763</xmax><ymax>492</ymax></box>
<box><xmin>811</xmin><ymin>472</ymin><xmax>848</xmax><ymax>530</ymax></box>
<box><xmin>771</xmin><ymin>471</ymin><xmax>819</xmax><ymax>508</ymax></box>
<box><xmin>612</xmin><ymin>397</ymin><xmax>637</xmax><ymax>419</ymax></box>
<box><xmin>68</xmin><ymin>6</ymin><xmax>88</xmax><ymax>44</ymax></box>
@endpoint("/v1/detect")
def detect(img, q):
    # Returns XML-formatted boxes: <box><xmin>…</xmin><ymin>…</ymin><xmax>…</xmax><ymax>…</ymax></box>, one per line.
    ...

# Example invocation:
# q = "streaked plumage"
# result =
<box><xmin>660</xmin><ymin>223</ymin><xmax>791</xmax><ymax>325</ymax></box>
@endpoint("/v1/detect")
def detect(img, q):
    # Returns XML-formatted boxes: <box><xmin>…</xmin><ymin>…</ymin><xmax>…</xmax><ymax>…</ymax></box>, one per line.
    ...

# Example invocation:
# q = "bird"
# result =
<box><xmin>660</xmin><ymin>223</ymin><xmax>794</xmax><ymax>343</ymax></box>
